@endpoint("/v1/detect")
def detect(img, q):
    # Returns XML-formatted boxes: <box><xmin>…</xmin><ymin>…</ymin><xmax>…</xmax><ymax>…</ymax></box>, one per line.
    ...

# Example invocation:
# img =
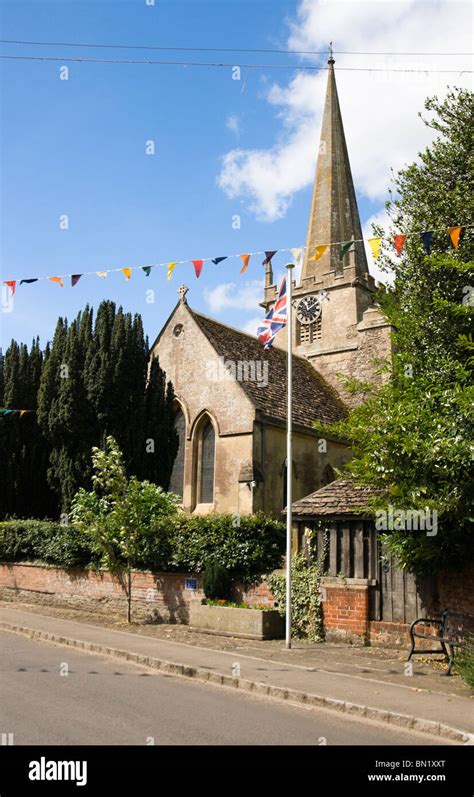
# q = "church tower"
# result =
<box><xmin>262</xmin><ymin>55</ymin><xmax>391</xmax><ymax>405</ymax></box>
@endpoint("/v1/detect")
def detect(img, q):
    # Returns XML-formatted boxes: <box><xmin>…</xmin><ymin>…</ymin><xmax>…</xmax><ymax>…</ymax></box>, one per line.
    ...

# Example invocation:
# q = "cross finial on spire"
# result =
<box><xmin>178</xmin><ymin>284</ymin><xmax>189</xmax><ymax>303</ymax></box>
<box><xmin>328</xmin><ymin>41</ymin><xmax>335</xmax><ymax>65</ymax></box>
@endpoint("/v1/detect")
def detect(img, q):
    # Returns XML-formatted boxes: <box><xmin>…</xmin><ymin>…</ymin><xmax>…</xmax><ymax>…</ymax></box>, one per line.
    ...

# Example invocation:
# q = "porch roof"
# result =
<box><xmin>291</xmin><ymin>479</ymin><xmax>384</xmax><ymax>518</ymax></box>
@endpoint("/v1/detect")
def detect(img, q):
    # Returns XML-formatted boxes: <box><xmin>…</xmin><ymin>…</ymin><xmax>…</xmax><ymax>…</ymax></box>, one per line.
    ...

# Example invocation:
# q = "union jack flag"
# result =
<box><xmin>257</xmin><ymin>277</ymin><xmax>287</xmax><ymax>349</ymax></box>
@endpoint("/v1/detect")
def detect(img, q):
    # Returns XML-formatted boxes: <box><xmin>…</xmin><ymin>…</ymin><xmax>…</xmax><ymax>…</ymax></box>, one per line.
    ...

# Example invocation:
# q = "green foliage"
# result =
<box><xmin>70</xmin><ymin>436</ymin><xmax>179</xmax><ymax>574</ymax></box>
<box><xmin>455</xmin><ymin>644</ymin><xmax>474</xmax><ymax>690</ymax></box>
<box><xmin>0</xmin><ymin>511</ymin><xmax>284</xmax><ymax>580</ymax></box>
<box><xmin>164</xmin><ymin>512</ymin><xmax>285</xmax><ymax>580</ymax></box>
<box><xmin>0</xmin><ymin>340</ymin><xmax>56</xmax><ymax>518</ymax></box>
<box><xmin>0</xmin><ymin>520</ymin><xmax>97</xmax><ymax>569</ymax></box>
<box><xmin>317</xmin><ymin>88</ymin><xmax>474</xmax><ymax>575</ymax></box>
<box><xmin>267</xmin><ymin>534</ymin><xmax>326</xmax><ymax>642</ymax></box>
<box><xmin>33</xmin><ymin>301</ymin><xmax>178</xmax><ymax>513</ymax></box>
<box><xmin>202</xmin><ymin>562</ymin><xmax>232</xmax><ymax>600</ymax></box>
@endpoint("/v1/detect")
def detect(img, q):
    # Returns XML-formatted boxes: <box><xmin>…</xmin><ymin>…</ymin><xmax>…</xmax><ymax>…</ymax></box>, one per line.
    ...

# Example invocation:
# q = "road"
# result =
<box><xmin>0</xmin><ymin>631</ymin><xmax>446</xmax><ymax>745</ymax></box>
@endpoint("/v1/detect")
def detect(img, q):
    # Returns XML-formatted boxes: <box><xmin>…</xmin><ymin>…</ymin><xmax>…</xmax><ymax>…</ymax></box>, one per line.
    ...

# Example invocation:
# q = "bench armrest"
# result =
<box><xmin>409</xmin><ymin>617</ymin><xmax>442</xmax><ymax>633</ymax></box>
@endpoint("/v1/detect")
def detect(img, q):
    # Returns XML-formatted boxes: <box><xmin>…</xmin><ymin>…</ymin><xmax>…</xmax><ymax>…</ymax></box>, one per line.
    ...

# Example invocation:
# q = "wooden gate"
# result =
<box><xmin>379</xmin><ymin>550</ymin><xmax>434</xmax><ymax>623</ymax></box>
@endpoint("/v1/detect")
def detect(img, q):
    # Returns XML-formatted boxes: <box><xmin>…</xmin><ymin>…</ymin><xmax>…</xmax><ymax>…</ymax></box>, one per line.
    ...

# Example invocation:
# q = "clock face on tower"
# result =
<box><xmin>296</xmin><ymin>295</ymin><xmax>321</xmax><ymax>325</ymax></box>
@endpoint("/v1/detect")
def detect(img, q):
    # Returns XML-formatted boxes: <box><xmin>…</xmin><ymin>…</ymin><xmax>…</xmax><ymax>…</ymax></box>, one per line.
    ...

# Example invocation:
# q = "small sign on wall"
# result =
<box><xmin>185</xmin><ymin>578</ymin><xmax>198</xmax><ymax>591</ymax></box>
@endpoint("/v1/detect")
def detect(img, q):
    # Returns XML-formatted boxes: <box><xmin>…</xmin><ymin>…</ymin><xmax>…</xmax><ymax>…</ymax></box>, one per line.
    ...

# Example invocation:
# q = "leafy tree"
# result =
<box><xmin>70</xmin><ymin>436</ymin><xmax>179</xmax><ymax>622</ymax></box>
<box><xmin>320</xmin><ymin>87</ymin><xmax>473</xmax><ymax>575</ymax></box>
<box><xmin>0</xmin><ymin>338</ymin><xmax>56</xmax><ymax>518</ymax></box>
<box><xmin>37</xmin><ymin>301</ymin><xmax>176</xmax><ymax>511</ymax></box>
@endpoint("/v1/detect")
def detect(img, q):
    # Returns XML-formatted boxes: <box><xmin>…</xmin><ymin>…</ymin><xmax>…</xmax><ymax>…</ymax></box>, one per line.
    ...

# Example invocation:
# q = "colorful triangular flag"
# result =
<box><xmin>96</xmin><ymin>271</ymin><xmax>108</xmax><ymax>278</ymax></box>
<box><xmin>19</xmin><ymin>410</ymin><xmax>29</xmax><ymax>417</ymax></box>
<box><xmin>4</xmin><ymin>280</ymin><xmax>16</xmax><ymax>296</ymax></box>
<box><xmin>121</xmin><ymin>268</ymin><xmax>132</xmax><ymax>281</ymax></box>
<box><xmin>262</xmin><ymin>250</ymin><xmax>277</xmax><ymax>266</ymax></box>
<box><xmin>420</xmin><ymin>231</ymin><xmax>433</xmax><ymax>255</ymax></box>
<box><xmin>448</xmin><ymin>226</ymin><xmax>462</xmax><ymax>250</ymax></box>
<box><xmin>240</xmin><ymin>254</ymin><xmax>251</xmax><ymax>274</ymax></box>
<box><xmin>142</xmin><ymin>266</ymin><xmax>152</xmax><ymax>277</ymax></box>
<box><xmin>311</xmin><ymin>245</ymin><xmax>328</xmax><ymax>261</ymax></box>
<box><xmin>20</xmin><ymin>279</ymin><xmax>38</xmax><ymax>285</ymax></box>
<box><xmin>393</xmin><ymin>235</ymin><xmax>407</xmax><ymax>256</ymax></box>
<box><xmin>368</xmin><ymin>238</ymin><xmax>381</xmax><ymax>261</ymax></box>
<box><xmin>212</xmin><ymin>256</ymin><xmax>227</xmax><ymax>265</ymax></box>
<box><xmin>340</xmin><ymin>241</ymin><xmax>354</xmax><ymax>260</ymax></box>
<box><xmin>167</xmin><ymin>262</ymin><xmax>177</xmax><ymax>281</ymax></box>
<box><xmin>192</xmin><ymin>260</ymin><xmax>204</xmax><ymax>278</ymax></box>
<box><xmin>48</xmin><ymin>276</ymin><xmax>64</xmax><ymax>287</ymax></box>
<box><xmin>71</xmin><ymin>274</ymin><xmax>82</xmax><ymax>287</ymax></box>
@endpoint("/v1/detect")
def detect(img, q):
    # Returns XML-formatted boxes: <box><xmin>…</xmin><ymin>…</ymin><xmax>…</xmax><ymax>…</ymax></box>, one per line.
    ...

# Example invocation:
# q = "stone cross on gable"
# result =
<box><xmin>178</xmin><ymin>285</ymin><xmax>189</xmax><ymax>304</ymax></box>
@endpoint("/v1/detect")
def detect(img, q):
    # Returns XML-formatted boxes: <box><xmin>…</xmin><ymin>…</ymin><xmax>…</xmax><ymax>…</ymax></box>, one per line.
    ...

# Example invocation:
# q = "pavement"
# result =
<box><xmin>0</xmin><ymin>602</ymin><xmax>472</xmax><ymax>743</ymax></box>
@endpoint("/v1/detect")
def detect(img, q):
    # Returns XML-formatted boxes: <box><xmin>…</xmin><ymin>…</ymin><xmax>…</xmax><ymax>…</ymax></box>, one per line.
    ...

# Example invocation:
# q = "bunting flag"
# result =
<box><xmin>448</xmin><ymin>226</ymin><xmax>462</xmax><ymax>250</ymax></box>
<box><xmin>420</xmin><ymin>231</ymin><xmax>433</xmax><ymax>255</ymax></box>
<box><xmin>192</xmin><ymin>259</ymin><xmax>204</xmax><ymax>278</ymax></box>
<box><xmin>340</xmin><ymin>241</ymin><xmax>354</xmax><ymax>260</ymax></box>
<box><xmin>290</xmin><ymin>248</ymin><xmax>303</xmax><ymax>267</ymax></box>
<box><xmin>3</xmin><ymin>280</ymin><xmax>16</xmax><ymax>296</ymax></box>
<box><xmin>262</xmin><ymin>250</ymin><xmax>277</xmax><ymax>266</ymax></box>
<box><xmin>368</xmin><ymin>238</ymin><xmax>381</xmax><ymax>260</ymax></box>
<box><xmin>3</xmin><ymin>223</ymin><xmax>471</xmax><ymax>292</ymax></box>
<box><xmin>240</xmin><ymin>254</ymin><xmax>251</xmax><ymax>274</ymax></box>
<box><xmin>393</xmin><ymin>235</ymin><xmax>407</xmax><ymax>256</ymax></box>
<box><xmin>0</xmin><ymin>407</ymin><xmax>33</xmax><ymax>417</ymax></box>
<box><xmin>311</xmin><ymin>245</ymin><xmax>328</xmax><ymax>261</ymax></box>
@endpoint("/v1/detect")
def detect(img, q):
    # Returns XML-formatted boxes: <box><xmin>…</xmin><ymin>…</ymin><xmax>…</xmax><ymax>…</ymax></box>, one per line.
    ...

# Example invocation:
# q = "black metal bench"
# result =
<box><xmin>407</xmin><ymin>609</ymin><xmax>474</xmax><ymax>675</ymax></box>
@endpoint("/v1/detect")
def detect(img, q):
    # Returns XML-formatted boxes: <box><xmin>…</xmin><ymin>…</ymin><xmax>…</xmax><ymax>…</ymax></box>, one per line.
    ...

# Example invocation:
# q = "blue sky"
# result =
<box><xmin>1</xmin><ymin>0</ymin><xmax>471</xmax><ymax>349</ymax></box>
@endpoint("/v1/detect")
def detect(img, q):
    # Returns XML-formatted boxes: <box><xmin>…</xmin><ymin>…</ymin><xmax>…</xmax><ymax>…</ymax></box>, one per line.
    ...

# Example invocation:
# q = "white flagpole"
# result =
<box><xmin>285</xmin><ymin>263</ymin><xmax>294</xmax><ymax>650</ymax></box>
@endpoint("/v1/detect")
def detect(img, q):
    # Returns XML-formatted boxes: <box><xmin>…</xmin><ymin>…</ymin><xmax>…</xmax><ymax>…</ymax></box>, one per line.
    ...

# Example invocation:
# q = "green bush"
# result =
<box><xmin>0</xmin><ymin>520</ymin><xmax>97</xmax><ymax>568</ymax></box>
<box><xmin>455</xmin><ymin>644</ymin><xmax>474</xmax><ymax>689</ymax></box>
<box><xmin>0</xmin><ymin>512</ymin><xmax>285</xmax><ymax>580</ymax></box>
<box><xmin>165</xmin><ymin>513</ymin><xmax>285</xmax><ymax>580</ymax></box>
<box><xmin>202</xmin><ymin>562</ymin><xmax>231</xmax><ymax>600</ymax></box>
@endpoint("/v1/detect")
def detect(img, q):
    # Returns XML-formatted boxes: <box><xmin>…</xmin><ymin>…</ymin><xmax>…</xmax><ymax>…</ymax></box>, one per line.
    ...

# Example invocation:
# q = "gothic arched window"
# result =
<box><xmin>199</xmin><ymin>420</ymin><xmax>215</xmax><ymax>504</ymax></box>
<box><xmin>169</xmin><ymin>409</ymin><xmax>185</xmax><ymax>499</ymax></box>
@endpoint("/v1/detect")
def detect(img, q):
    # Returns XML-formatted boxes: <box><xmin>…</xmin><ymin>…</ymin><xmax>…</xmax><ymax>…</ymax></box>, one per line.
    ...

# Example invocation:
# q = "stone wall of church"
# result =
<box><xmin>252</xmin><ymin>421</ymin><xmax>351</xmax><ymax>518</ymax></box>
<box><xmin>308</xmin><ymin>315</ymin><xmax>392</xmax><ymax>408</ymax></box>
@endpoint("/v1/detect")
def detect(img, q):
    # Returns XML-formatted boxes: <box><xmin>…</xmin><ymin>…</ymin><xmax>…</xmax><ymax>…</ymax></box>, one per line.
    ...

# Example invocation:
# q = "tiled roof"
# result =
<box><xmin>291</xmin><ymin>479</ymin><xmax>384</xmax><ymax>517</ymax></box>
<box><xmin>190</xmin><ymin>309</ymin><xmax>347</xmax><ymax>428</ymax></box>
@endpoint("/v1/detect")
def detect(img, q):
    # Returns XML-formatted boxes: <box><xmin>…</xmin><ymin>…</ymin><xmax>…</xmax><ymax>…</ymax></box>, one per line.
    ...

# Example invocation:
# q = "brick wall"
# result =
<box><xmin>320</xmin><ymin>578</ymin><xmax>369</xmax><ymax>643</ymax></box>
<box><xmin>0</xmin><ymin>563</ymin><xmax>275</xmax><ymax>622</ymax></box>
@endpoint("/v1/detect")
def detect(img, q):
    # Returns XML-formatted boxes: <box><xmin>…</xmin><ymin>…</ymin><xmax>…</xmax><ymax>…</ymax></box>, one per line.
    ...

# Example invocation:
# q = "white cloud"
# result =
<box><xmin>204</xmin><ymin>279</ymin><xmax>263</xmax><ymax>313</ymax></box>
<box><xmin>226</xmin><ymin>114</ymin><xmax>241</xmax><ymax>138</ymax></box>
<box><xmin>240</xmin><ymin>316</ymin><xmax>262</xmax><ymax>337</ymax></box>
<box><xmin>217</xmin><ymin>0</ymin><xmax>472</xmax><ymax>222</ymax></box>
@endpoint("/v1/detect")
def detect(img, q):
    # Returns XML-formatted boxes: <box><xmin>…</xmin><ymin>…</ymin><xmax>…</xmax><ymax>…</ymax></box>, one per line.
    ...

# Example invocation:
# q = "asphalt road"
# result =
<box><xmin>0</xmin><ymin>631</ymin><xmax>445</xmax><ymax>746</ymax></box>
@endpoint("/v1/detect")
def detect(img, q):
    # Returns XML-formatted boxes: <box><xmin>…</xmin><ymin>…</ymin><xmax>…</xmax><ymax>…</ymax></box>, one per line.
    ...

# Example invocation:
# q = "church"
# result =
<box><xmin>150</xmin><ymin>57</ymin><xmax>391</xmax><ymax>519</ymax></box>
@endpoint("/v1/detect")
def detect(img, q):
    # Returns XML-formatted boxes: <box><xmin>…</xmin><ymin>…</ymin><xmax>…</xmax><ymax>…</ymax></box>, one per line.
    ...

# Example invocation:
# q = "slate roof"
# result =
<box><xmin>291</xmin><ymin>479</ymin><xmax>384</xmax><ymax>517</ymax></box>
<box><xmin>190</xmin><ymin>308</ymin><xmax>347</xmax><ymax>428</ymax></box>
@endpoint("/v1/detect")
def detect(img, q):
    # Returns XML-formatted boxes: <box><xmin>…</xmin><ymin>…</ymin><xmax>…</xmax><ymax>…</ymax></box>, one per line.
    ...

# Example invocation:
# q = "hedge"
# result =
<box><xmin>0</xmin><ymin>514</ymin><xmax>285</xmax><ymax>581</ymax></box>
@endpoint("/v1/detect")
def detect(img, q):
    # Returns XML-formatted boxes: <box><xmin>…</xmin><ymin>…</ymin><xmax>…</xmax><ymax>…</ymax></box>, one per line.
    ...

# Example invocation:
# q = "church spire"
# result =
<box><xmin>301</xmin><ymin>53</ymin><xmax>368</xmax><ymax>282</ymax></box>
